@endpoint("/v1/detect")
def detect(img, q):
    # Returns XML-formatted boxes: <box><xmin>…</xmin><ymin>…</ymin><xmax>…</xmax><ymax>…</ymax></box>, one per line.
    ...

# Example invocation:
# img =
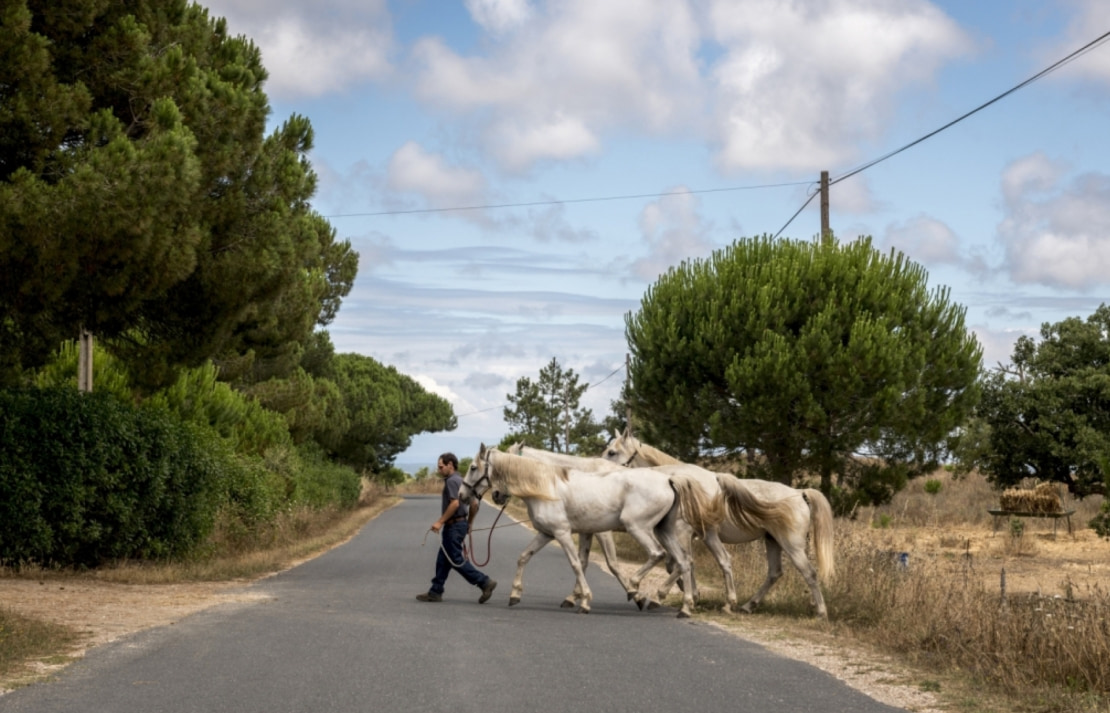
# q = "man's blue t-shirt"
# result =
<box><xmin>442</xmin><ymin>471</ymin><xmax>469</xmax><ymax>518</ymax></box>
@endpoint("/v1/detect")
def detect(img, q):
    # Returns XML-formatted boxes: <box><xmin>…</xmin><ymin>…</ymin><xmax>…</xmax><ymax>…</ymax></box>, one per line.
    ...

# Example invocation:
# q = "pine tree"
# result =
<box><xmin>504</xmin><ymin>357</ymin><xmax>603</xmax><ymax>453</ymax></box>
<box><xmin>626</xmin><ymin>234</ymin><xmax>981</xmax><ymax>506</ymax></box>
<box><xmin>0</xmin><ymin>0</ymin><xmax>356</xmax><ymax>387</ymax></box>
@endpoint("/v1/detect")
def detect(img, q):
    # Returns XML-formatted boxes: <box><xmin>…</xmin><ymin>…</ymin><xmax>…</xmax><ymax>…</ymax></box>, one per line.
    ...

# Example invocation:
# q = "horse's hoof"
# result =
<box><xmin>634</xmin><ymin>597</ymin><xmax>646</xmax><ymax>611</ymax></box>
<box><xmin>509</xmin><ymin>597</ymin><xmax>520</xmax><ymax>607</ymax></box>
<box><xmin>647</xmin><ymin>600</ymin><xmax>661</xmax><ymax>610</ymax></box>
<box><xmin>560</xmin><ymin>600</ymin><xmax>576</xmax><ymax>609</ymax></box>
<box><xmin>739</xmin><ymin>604</ymin><xmax>754</xmax><ymax>614</ymax></box>
<box><xmin>578</xmin><ymin>608</ymin><xmax>590</xmax><ymax>614</ymax></box>
<box><xmin>627</xmin><ymin>592</ymin><xmax>636</xmax><ymax>601</ymax></box>
<box><xmin>676</xmin><ymin>610</ymin><xmax>691</xmax><ymax>619</ymax></box>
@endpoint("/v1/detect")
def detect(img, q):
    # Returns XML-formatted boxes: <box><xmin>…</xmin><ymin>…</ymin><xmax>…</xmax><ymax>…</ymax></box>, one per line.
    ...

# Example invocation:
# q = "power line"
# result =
<box><xmin>773</xmin><ymin>28</ymin><xmax>1110</xmax><ymax>239</ymax></box>
<box><xmin>325</xmin><ymin>181</ymin><xmax>811</xmax><ymax>219</ymax></box>
<box><xmin>830</xmin><ymin>28</ymin><xmax>1110</xmax><ymax>188</ymax></box>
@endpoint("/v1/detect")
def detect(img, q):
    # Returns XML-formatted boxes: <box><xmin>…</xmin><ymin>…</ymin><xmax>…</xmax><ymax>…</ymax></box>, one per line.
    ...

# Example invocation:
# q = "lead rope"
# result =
<box><xmin>421</xmin><ymin>501</ymin><xmax>512</xmax><ymax>568</ymax></box>
<box><xmin>466</xmin><ymin>502</ymin><xmax>508</xmax><ymax>567</ymax></box>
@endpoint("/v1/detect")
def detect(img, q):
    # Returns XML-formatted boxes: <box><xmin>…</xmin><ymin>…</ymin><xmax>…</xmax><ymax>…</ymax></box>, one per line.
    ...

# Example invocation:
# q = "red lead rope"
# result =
<box><xmin>465</xmin><ymin>502</ymin><xmax>507</xmax><ymax>567</ymax></box>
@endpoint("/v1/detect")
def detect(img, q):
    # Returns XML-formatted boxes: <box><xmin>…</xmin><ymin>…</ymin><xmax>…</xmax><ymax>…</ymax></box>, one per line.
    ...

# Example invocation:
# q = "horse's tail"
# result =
<box><xmin>668</xmin><ymin>473</ymin><xmax>726</xmax><ymax>536</ymax></box>
<box><xmin>715</xmin><ymin>474</ymin><xmax>798</xmax><ymax>535</ymax></box>
<box><xmin>802</xmin><ymin>488</ymin><xmax>836</xmax><ymax>583</ymax></box>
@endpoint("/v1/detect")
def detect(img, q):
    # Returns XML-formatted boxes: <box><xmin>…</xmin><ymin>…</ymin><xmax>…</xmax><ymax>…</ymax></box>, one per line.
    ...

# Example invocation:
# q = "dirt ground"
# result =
<box><xmin>861</xmin><ymin>519</ymin><xmax>1109</xmax><ymax>598</ymax></box>
<box><xmin>1</xmin><ymin>514</ymin><xmax>1106</xmax><ymax>707</ymax></box>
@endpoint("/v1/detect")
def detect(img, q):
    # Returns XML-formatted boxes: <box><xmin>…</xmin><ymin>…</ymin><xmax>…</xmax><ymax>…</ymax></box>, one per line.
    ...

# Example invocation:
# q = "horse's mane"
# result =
<box><xmin>627</xmin><ymin>436</ymin><xmax>683</xmax><ymax>466</ymax></box>
<box><xmin>490</xmin><ymin>450</ymin><xmax>567</xmax><ymax>501</ymax></box>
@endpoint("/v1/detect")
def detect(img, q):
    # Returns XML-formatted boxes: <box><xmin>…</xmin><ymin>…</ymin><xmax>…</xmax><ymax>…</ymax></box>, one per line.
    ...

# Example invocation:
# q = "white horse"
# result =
<box><xmin>509</xmin><ymin>442</ymin><xmax>734</xmax><ymax>611</ymax></box>
<box><xmin>459</xmin><ymin>444</ymin><xmax>701</xmax><ymax>617</ymax></box>
<box><xmin>602</xmin><ymin>428</ymin><xmax>835</xmax><ymax>618</ymax></box>
<box><xmin>504</xmin><ymin>443</ymin><xmax>649</xmax><ymax>610</ymax></box>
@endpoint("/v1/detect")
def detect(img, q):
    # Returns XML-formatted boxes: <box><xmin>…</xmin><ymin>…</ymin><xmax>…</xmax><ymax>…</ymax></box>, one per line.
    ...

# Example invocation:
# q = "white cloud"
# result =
<box><xmin>465</xmin><ymin>0</ymin><xmax>533</xmax><ymax>34</ymax></box>
<box><xmin>203</xmin><ymin>0</ymin><xmax>393</xmax><ymax>98</ymax></box>
<box><xmin>707</xmin><ymin>0</ymin><xmax>974</xmax><ymax>172</ymax></box>
<box><xmin>385</xmin><ymin>142</ymin><xmax>488</xmax><ymax>211</ymax></box>
<box><xmin>413</xmin><ymin>374</ymin><xmax>462</xmax><ymax>404</ymax></box>
<box><xmin>969</xmin><ymin>324</ymin><xmax>1028</xmax><ymax>370</ymax></box>
<box><xmin>1041</xmin><ymin>0</ymin><xmax>1110</xmax><ymax>85</ymax></box>
<box><xmin>998</xmin><ymin>154</ymin><xmax>1110</xmax><ymax>290</ymax></box>
<box><xmin>631</xmin><ymin>188</ymin><xmax>717</xmax><ymax>281</ymax></box>
<box><xmin>411</xmin><ymin>0</ymin><xmax>703</xmax><ymax>172</ymax></box>
<box><xmin>881</xmin><ymin>214</ymin><xmax>962</xmax><ymax>266</ymax></box>
<box><xmin>491</xmin><ymin>114</ymin><xmax>602</xmax><ymax>171</ymax></box>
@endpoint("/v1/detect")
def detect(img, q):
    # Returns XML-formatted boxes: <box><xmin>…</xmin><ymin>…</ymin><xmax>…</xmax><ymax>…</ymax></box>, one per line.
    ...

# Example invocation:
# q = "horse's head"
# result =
<box><xmin>461</xmin><ymin>443</ymin><xmax>510</xmax><ymax>506</ymax></box>
<box><xmin>602</xmin><ymin>425</ymin><xmax>642</xmax><ymax>467</ymax></box>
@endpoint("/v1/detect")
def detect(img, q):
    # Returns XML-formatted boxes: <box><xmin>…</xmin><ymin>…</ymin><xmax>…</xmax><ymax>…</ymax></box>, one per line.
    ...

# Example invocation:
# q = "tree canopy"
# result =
<box><xmin>625</xmin><ymin>234</ymin><xmax>982</xmax><ymax>506</ymax></box>
<box><xmin>963</xmin><ymin>304</ymin><xmax>1110</xmax><ymax>498</ymax></box>
<box><xmin>0</xmin><ymin>0</ymin><xmax>356</xmax><ymax>387</ymax></box>
<box><xmin>502</xmin><ymin>357</ymin><xmax>605</xmax><ymax>454</ymax></box>
<box><xmin>330</xmin><ymin>353</ymin><xmax>457</xmax><ymax>473</ymax></box>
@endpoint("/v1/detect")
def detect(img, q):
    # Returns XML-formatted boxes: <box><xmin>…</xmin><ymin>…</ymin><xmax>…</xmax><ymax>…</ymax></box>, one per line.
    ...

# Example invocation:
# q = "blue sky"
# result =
<box><xmin>201</xmin><ymin>0</ymin><xmax>1110</xmax><ymax>467</ymax></box>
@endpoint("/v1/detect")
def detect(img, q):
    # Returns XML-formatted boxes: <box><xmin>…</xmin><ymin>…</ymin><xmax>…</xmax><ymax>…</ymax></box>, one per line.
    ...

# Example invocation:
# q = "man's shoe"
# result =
<box><xmin>478</xmin><ymin>579</ymin><xmax>497</xmax><ymax>604</ymax></box>
<box><xmin>416</xmin><ymin>592</ymin><xmax>442</xmax><ymax>602</ymax></box>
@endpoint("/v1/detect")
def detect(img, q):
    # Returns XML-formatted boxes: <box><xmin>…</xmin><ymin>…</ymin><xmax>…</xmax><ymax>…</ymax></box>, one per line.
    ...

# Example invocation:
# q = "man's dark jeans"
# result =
<box><xmin>430</xmin><ymin>520</ymin><xmax>490</xmax><ymax>595</ymax></box>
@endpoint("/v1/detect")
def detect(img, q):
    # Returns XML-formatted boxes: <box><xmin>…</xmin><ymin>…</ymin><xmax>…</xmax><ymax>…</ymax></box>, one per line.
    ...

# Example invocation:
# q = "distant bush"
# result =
<box><xmin>0</xmin><ymin>388</ymin><xmax>222</xmax><ymax>566</ymax></box>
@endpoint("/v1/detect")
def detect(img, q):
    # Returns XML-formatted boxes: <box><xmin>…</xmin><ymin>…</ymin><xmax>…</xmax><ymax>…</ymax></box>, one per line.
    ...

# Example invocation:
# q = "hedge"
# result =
<box><xmin>0</xmin><ymin>388</ymin><xmax>222</xmax><ymax>566</ymax></box>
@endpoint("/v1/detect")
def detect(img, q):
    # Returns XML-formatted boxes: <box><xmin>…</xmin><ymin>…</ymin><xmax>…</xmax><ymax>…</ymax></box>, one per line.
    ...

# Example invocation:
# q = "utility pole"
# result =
<box><xmin>625</xmin><ymin>353</ymin><xmax>632</xmax><ymax>433</ymax></box>
<box><xmin>78</xmin><ymin>327</ymin><xmax>94</xmax><ymax>393</ymax></box>
<box><xmin>820</xmin><ymin>170</ymin><xmax>831</xmax><ymax>243</ymax></box>
<box><xmin>563</xmin><ymin>383</ymin><xmax>571</xmax><ymax>454</ymax></box>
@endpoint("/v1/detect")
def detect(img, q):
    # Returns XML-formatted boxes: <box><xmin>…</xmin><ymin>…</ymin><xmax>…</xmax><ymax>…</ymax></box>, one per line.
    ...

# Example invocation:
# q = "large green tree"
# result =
<box><xmin>962</xmin><ymin>305</ymin><xmax>1110</xmax><ymax>498</ymax></box>
<box><xmin>0</xmin><ymin>0</ymin><xmax>356</xmax><ymax>387</ymax></box>
<box><xmin>503</xmin><ymin>357</ymin><xmax>605</xmax><ymax>454</ymax></box>
<box><xmin>625</xmin><ymin>235</ymin><xmax>982</xmax><ymax>504</ymax></box>
<box><xmin>330</xmin><ymin>353</ymin><xmax>457</xmax><ymax>475</ymax></box>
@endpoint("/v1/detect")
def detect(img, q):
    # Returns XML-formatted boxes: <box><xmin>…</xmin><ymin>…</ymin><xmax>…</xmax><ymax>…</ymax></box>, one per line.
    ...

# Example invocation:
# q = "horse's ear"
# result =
<box><xmin>479</xmin><ymin>442</ymin><xmax>487</xmax><ymax>455</ymax></box>
<box><xmin>622</xmin><ymin>423</ymin><xmax>632</xmax><ymax>438</ymax></box>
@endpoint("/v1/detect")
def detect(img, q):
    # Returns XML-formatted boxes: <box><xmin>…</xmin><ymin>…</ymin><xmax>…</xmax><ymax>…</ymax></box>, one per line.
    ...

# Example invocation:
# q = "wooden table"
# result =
<box><xmin>988</xmin><ymin>509</ymin><xmax>1076</xmax><ymax>539</ymax></box>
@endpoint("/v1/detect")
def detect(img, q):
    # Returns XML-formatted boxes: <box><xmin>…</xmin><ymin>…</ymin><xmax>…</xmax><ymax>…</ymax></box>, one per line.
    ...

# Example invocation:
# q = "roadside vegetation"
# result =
<box><xmin>0</xmin><ymin>478</ymin><xmax>396</xmax><ymax>684</ymax></box>
<box><xmin>663</xmin><ymin>471</ymin><xmax>1108</xmax><ymax>713</ymax></box>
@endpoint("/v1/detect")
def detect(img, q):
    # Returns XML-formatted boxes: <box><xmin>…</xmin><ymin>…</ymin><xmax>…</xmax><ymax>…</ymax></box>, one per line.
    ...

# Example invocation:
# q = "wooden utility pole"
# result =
<box><xmin>78</xmin><ymin>327</ymin><xmax>94</xmax><ymax>393</ymax></box>
<box><xmin>625</xmin><ymin>353</ymin><xmax>632</xmax><ymax>432</ymax></box>
<box><xmin>563</xmin><ymin>383</ymin><xmax>571</xmax><ymax>453</ymax></box>
<box><xmin>819</xmin><ymin>170</ymin><xmax>831</xmax><ymax>243</ymax></box>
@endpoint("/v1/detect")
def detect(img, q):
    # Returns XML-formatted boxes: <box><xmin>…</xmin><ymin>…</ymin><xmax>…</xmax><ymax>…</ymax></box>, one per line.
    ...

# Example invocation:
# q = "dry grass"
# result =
<box><xmin>0</xmin><ymin>610</ymin><xmax>79</xmax><ymax>682</ymax></box>
<box><xmin>667</xmin><ymin>472</ymin><xmax>1110</xmax><ymax>713</ymax></box>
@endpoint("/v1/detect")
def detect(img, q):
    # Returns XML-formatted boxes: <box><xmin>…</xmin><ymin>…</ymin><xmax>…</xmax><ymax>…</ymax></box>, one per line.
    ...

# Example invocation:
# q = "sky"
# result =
<box><xmin>199</xmin><ymin>0</ymin><xmax>1110</xmax><ymax>468</ymax></box>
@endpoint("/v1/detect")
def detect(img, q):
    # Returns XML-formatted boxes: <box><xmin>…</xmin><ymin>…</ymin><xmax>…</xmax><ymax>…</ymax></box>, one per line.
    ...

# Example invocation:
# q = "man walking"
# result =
<box><xmin>416</xmin><ymin>452</ymin><xmax>497</xmax><ymax>604</ymax></box>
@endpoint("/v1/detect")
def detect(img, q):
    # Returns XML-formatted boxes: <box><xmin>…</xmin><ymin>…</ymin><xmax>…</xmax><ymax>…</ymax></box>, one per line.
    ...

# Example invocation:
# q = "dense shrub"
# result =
<box><xmin>36</xmin><ymin>344</ymin><xmax>293</xmax><ymax>456</ymax></box>
<box><xmin>0</xmin><ymin>388</ymin><xmax>222</xmax><ymax>566</ymax></box>
<box><xmin>264</xmin><ymin>443</ymin><xmax>361</xmax><ymax>508</ymax></box>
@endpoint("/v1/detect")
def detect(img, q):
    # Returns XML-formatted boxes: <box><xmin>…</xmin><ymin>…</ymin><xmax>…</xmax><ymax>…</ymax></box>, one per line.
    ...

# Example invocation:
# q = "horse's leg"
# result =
<box><xmin>592</xmin><ymin>531</ymin><xmax>647</xmax><ymax>608</ymax></box>
<box><xmin>551</xmin><ymin>530</ymin><xmax>592</xmax><ymax>613</ymax></box>
<box><xmin>653</xmin><ymin>515</ymin><xmax>696</xmax><ymax>618</ymax></box>
<box><xmin>740</xmin><ymin>533</ymin><xmax>783</xmax><ymax>614</ymax></box>
<box><xmin>702</xmin><ymin>527</ymin><xmax>737</xmax><ymax>613</ymax></box>
<box><xmin>621</xmin><ymin>525</ymin><xmax>668</xmax><ymax>601</ymax></box>
<box><xmin>782</xmin><ymin>536</ymin><xmax>828</xmax><ymax>619</ymax></box>
<box><xmin>562</xmin><ymin>534</ymin><xmax>593</xmax><ymax>609</ymax></box>
<box><xmin>510</xmin><ymin>532</ymin><xmax>554</xmax><ymax>607</ymax></box>
<box><xmin>654</xmin><ymin>524</ymin><xmax>694</xmax><ymax>603</ymax></box>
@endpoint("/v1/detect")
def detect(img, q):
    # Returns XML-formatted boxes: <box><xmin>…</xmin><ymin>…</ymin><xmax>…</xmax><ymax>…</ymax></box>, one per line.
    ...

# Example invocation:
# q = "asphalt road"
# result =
<box><xmin>0</xmin><ymin>495</ymin><xmax>909</xmax><ymax>713</ymax></box>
